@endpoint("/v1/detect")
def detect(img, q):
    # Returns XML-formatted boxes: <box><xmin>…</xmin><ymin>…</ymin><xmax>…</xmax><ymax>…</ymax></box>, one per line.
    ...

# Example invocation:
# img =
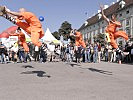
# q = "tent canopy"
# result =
<box><xmin>0</xmin><ymin>27</ymin><xmax>60</xmax><ymax>44</ymax></box>
<box><xmin>0</xmin><ymin>26</ymin><xmax>18</xmax><ymax>38</ymax></box>
<box><xmin>0</xmin><ymin>32</ymin><xmax>9</xmax><ymax>38</ymax></box>
<box><xmin>41</xmin><ymin>28</ymin><xmax>60</xmax><ymax>44</ymax></box>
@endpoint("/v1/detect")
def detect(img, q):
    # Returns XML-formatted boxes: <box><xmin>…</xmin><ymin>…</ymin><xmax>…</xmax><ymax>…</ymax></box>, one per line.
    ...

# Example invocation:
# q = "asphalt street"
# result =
<box><xmin>0</xmin><ymin>62</ymin><xmax>133</xmax><ymax>100</ymax></box>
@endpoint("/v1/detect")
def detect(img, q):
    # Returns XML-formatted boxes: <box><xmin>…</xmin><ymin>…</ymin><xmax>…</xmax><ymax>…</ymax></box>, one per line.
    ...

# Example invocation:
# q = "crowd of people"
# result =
<box><xmin>0</xmin><ymin>40</ymin><xmax>133</xmax><ymax>64</ymax></box>
<box><xmin>62</xmin><ymin>42</ymin><xmax>133</xmax><ymax>64</ymax></box>
<box><xmin>0</xmin><ymin>5</ymin><xmax>132</xmax><ymax>65</ymax></box>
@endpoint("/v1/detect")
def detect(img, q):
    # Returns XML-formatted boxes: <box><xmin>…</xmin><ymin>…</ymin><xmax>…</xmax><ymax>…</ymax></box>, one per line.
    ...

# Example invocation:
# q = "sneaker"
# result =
<box><xmin>0</xmin><ymin>6</ymin><xmax>5</xmax><ymax>16</ymax></box>
<box><xmin>24</xmin><ymin>61</ymin><xmax>27</xmax><ymax>63</ymax></box>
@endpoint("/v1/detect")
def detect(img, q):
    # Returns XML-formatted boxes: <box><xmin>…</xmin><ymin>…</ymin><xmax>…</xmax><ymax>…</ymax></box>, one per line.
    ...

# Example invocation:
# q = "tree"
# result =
<box><xmin>69</xmin><ymin>35</ymin><xmax>75</xmax><ymax>44</ymax></box>
<box><xmin>96</xmin><ymin>33</ymin><xmax>106</xmax><ymax>45</ymax></box>
<box><xmin>58</xmin><ymin>21</ymin><xmax>72</xmax><ymax>40</ymax></box>
<box><xmin>52</xmin><ymin>31</ymin><xmax>60</xmax><ymax>40</ymax></box>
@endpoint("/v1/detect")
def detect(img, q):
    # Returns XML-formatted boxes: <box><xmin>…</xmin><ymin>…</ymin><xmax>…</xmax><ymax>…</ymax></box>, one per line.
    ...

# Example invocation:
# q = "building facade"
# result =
<box><xmin>78</xmin><ymin>0</ymin><xmax>133</xmax><ymax>46</ymax></box>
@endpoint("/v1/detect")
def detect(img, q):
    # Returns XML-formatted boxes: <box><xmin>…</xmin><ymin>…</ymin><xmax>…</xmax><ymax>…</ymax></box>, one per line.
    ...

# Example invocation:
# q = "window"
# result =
<box><xmin>119</xmin><ymin>13</ymin><xmax>122</xmax><ymax>17</ymax></box>
<box><xmin>90</xmin><ymin>32</ymin><xmax>92</xmax><ymax>38</ymax></box>
<box><xmin>119</xmin><ymin>0</ymin><xmax>125</xmax><ymax>9</ymax></box>
<box><xmin>88</xmin><ymin>33</ymin><xmax>90</xmax><ymax>39</ymax></box>
<box><xmin>126</xmin><ymin>18</ymin><xmax>130</xmax><ymax>26</ymax></box>
<box><xmin>100</xmin><ymin>28</ymin><xmax>102</xmax><ymax>33</ymax></box>
<box><xmin>102</xmin><ymin>27</ymin><xmax>105</xmax><ymax>33</ymax></box>
<box><xmin>98</xmin><ymin>28</ymin><xmax>100</xmax><ymax>34</ymax></box>
<box><xmin>93</xmin><ymin>31</ymin><xmax>95</xmax><ymax>37</ymax></box>
<box><xmin>126</xmin><ymin>27</ymin><xmax>130</xmax><ymax>36</ymax></box>
<box><xmin>95</xmin><ymin>30</ymin><xmax>98</xmax><ymax>35</ymax></box>
<box><xmin>126</xmin><ymin>10</ymin><xmax>129</xmax><ymax>14</ymax></box>
<box><xmin>86</xmin><ymin>33</ymin><xmax>88</xmax><ymax>39</ymax></box>
<box><xmin>120</xmin><ymin>20</ymin><xmax>123</xmax><ymax>26</ymax></box>
<box><xmin>84</xmin><ymin>34</ymin><xmax>86</xmax><ymax>39</ymax></box>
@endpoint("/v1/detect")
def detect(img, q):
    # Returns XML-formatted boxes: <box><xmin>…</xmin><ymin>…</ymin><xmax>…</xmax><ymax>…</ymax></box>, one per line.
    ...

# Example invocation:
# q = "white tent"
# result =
<box><xmin>0</xmin><ymin>36</ymin><xmax>18</xmax><ymax>49</ymax></box>
<box><xmin>41</xmin><ymin>28</ymin><xmax>60</xmax><ymax>43</ymax></box>
<box><xmin>0</xmin><ymin>38</ymin><xmax>10</xmax><ymax>48</ymax></box>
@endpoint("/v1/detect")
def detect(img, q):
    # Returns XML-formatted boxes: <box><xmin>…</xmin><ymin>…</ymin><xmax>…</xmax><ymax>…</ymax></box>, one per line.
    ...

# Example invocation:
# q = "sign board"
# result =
<box><xmin>9</xmin><ymin>36</ymin><xmax>18</xmax><ymax>47</ymax></box>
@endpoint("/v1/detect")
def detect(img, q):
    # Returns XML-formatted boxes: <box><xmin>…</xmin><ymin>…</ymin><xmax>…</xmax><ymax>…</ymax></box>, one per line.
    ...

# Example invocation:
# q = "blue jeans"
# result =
<box><xmin>84</xmin><ymin>52</ymin><xmax>87</xmax><ymax>62</ymax></box>
<box><xmin>19</xmin><ymin>51</ymin><xmax>26</xmax><ymax>62</ymax></box>
<box><xmin>0</xmin><ymin>53</ymin><xmax>5</xmax><ymax>63</ymax></box>
<box><xmin>93</xmin><ymin>52</ymin><xmax>98</xmax><ymax>63</ymax></box>
<box><xmin>40</xmin><ymin>52</ymin><xmax>47</xmax><ymax>63</ymax></box>
<box><xmin>87</xmin><ymin>52</ymin><xmax>91</xmax><ymax>62</ymax></box>
<box><xmin>105</xmin><ymin>51</ymin><xmax>108</xmax><ymax>61</ymax></box>
<box><xmin>66</xmin><ymin>53</ymin><xmax>72</xmax><ymax>62</ymax></box>
<box><xmin>85</xmin><ymin>52</ymin><xmax>91</xmax><ymax>62</ymax></box>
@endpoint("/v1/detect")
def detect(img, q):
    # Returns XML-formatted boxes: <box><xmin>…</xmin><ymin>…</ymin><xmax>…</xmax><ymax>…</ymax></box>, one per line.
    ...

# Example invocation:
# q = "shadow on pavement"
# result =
<box><xmin>66</xmin><ymin>63</ymin><xmax>81</xmax><ymax>67</ymax></box>
<box><xmin>123</xmin><ymin>63</ymin><xmax>133</xmax><ymax>65</ymax></box>
<box><xmin>70</xmin><ymin>63</ymin><xmax>81</xmax><ymax>67</ymax></box>
<box><xmin>88</xmin><ymin>68</ymin><xmax>113</xmax><ymax>75</ymax></box>
<box><xmin>21</xmin><ymin>65</ymin><xmax>34</xmax><ymax>68</ymax></box>
<box><xmin>21</xmin><ymin>71</ymin><xmax>51</xmax><ymax>78</ymax></box>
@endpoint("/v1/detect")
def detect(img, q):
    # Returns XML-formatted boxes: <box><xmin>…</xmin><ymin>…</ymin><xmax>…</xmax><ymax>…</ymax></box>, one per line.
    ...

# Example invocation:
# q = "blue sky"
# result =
<box><xmin>0</xmin><ymin>0</ymin><xmax>116</xmax><ymax>33</ymax></box>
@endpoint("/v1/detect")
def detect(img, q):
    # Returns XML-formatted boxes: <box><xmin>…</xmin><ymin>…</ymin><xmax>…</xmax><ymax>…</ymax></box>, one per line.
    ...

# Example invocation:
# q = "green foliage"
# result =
<box><xmin>69</xmin><ymin>35</ymin><xmax>75</xmax><ymax>44</ymax></box>
<box><xmin>52</xmin><ymin>31</ymin><xmax>60</xmax><ymax>40</ymax></box>
<box><xmin>52</xmin><ymin>21</ymin><xmax>72</xmax><ymax>41</ymax></box>
<box><xmin>95</xmin><ymin>33</ymin><xmax>106</xmax><ymax>44</ymax></box>
<box><xmin>58</xmin><ymin>21</ymin><xmax>72</xmax><ymax>40</ymax></box>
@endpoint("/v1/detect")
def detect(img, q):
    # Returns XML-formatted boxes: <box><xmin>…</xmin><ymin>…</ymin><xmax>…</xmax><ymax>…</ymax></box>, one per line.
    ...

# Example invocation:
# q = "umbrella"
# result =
<box><xmin>0</xmin><ymin>26</ymin><xmax>18</xmax><ymax>38</ymax></box>
<box><xmin>0</xmin><ymin>31</ymin><xmax>9</xmax><ymax>38</ymax></box>
<box><xmin>4</xmin><ymin>26</ymin><xmax>18</xmax><ymax>33</ymax></box>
